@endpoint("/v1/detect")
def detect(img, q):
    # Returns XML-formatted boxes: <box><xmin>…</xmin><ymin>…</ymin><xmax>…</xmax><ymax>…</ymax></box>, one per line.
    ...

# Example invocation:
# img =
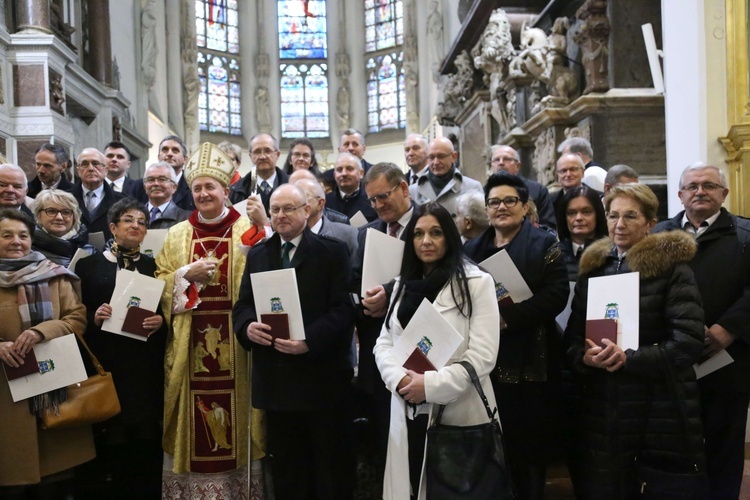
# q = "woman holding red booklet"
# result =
<box><xmin>564</xmin><ymin>182</ymin><xmax>706</xmax><ymax>499</ymax></box>
<box><xmin>374</xmin><ymin>202</ymin><xmax>499</xmax><ymax>499</ymax></box>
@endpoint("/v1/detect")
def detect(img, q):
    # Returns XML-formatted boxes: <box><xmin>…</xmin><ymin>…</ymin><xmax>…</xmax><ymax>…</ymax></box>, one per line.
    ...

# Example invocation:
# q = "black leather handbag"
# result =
<box><xmin>425</xmin><ymin>360</ymin><xmax>516</xmax><ymax>499</ymax></box>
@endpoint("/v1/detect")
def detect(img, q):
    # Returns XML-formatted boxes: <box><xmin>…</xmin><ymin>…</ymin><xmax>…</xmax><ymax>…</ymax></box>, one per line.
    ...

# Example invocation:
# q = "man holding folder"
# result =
<box><xmin>233</xmin><ymin>184</ymin><xmax>355</xmax><ymax>499</ymax></box>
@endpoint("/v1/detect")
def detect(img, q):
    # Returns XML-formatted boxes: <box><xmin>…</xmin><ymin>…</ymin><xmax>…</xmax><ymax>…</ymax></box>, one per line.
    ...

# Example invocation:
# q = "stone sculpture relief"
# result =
<box><xmin>437</xmin><ymin>50</ymin><xmax>475</xmax><ymax>125</ymax></box>
<box><xmin>531</xmin><ymin>17</ymin><xmax>579</xmax><ymax>113</ymax></box>
<box><xmin>533</xmin><ymin>127</ymin><xmax>557</xmax><ymax>187</ymax></box>
<box><xmin>49</xmin><ymin>71</ymin><xmax>65</xmax><ymax>114</ymax></box>
<box><xmin>141</xmin><ymin>0</ymin><xmax>159</xmax><ymax>114</ymax></box>
<box><xmin>426</xmin><ymin>0</ymin><xmax>444</xmax><ymax>82</ymax></box>
<box><xmin>255</xmin><ymin>86</ymin><xmax>271</xmax><ymax>132</ymax></box>
<box><xmin>112</xmin><ymin>57</ymin><xmax>121</xmax><ymax>91</ymax></box>
<box><xmin>112</xmin><ymin>116</ymin><xmax>122</xmax><ymax>142</ymax></box>
<box><xmin>508</xmin><ymin>26</ymin><xmax>548</xmax><ymax>79</ymax></box>
<box><xmin>403</xmin><ymin>0</ymin><xmax>419</xmax><ymax>132</ymax></box>
<box><xmin>335</xmin><ymin>52</ymin><xmax>351</xmax><ymax>131</ymax></box>
<box><xmin>575</xmin><ymin>0</ymin><xmax>610</xmax><ymax>94</ymax></box>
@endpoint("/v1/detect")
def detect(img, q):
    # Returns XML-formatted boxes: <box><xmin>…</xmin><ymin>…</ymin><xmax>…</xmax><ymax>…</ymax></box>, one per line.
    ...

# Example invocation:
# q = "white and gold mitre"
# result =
<box><xmin>184</xmin><ymin>142</ymin><xmax>234</xmax><ymax>187</ymax></box>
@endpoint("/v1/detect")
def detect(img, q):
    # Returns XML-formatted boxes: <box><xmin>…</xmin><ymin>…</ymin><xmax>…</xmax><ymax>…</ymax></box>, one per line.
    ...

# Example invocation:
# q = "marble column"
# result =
<box><xmin>16</xmin><ymin>0</ymin><xmax>52</xmax><ymax>34</ymax></box>
<box><xmin>85</xmin><ymin>0</ymin><xmax>112</xmax><ymax>85</ymax></box>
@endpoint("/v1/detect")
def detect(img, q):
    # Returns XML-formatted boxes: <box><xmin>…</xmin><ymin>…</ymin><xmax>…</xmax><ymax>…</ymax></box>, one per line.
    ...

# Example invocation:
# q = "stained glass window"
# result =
<box><xmin>364</xmin><ymin>0</ymin><xmax>403</xmax><ymax>52</ymax></box>
<box><xmin>196</xmin><ymin>0</ymin><xmax>239</xmax><ymax>54</ymax></box>
<box><xmin>366</xmin><ymin>52</ymin><xmax>405</xmax><ymax>133</ymax></box>
<box><xmin>278</xmin><ymin>0</ymin><xmax>327</xmax><ymax>59</ymax></box>
<box><xmin>196</xmin><ymin>0</ymin><xmax>241</xmax><ymax>135</ymax></box>
<box><xmin>280</xmin><ymin>63</ymin><xmax>329</xmax><ymax>138</ymax></box>
<box><xmin>198</xmin><ymin>53</ymin><xmax>241</xmax><ymax>134</ymax></box>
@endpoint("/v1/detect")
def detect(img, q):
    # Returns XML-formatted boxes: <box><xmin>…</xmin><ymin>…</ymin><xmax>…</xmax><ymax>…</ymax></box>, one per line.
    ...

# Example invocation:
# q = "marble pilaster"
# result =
<box><xmin>16</xmin><ymin>0</ymin><xmax>52</xmax><ymax>34</ymax></box>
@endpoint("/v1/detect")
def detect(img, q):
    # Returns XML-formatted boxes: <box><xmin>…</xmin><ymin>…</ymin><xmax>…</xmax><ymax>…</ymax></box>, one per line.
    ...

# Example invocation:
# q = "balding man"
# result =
<box><xmin>229</xmin><ymin>133</ymin><xmax>288</xmax><ymax>214</ymax></box>
<box><xmin>0</xmin><ymin>164</ymin><xmax>34</xmax><ymax>219</ymax></box>
<box><xmin>551</xmin><ymin>153</ymin><xmax>587</xmax><ymax>214</ymax></box>
<box><xmin>296</xmin><ymin>178</ymin><xmax>357</xmax><ymax>256</ymax></box>
<box><xmin>234</xmin><ymin>183</ymin><xmax>356</xmax><ymax>499</ymax></box>
<box><xmin>409</xmin><ymin>136</ymin><xmax>483</xmax><ymax>217</ymax></box>
<box><xmin>653</xmin><ymin>163</ymin><xmax>750</xmax><ymax>498</ymax></box>
<box><xmin>558</xmin><ymin>137</ymin><xmax>607</xmax><ymax>192</ymax></box>
<box><xmin>603</xmin><ymin>164</ymin><xmax>639</xmax><ymax>196</ymax></box>
<box><xmin>72</xmin><ymin>148</ymin><xmax>125</xmax><ymax>240</ymax></box>
<box><xmin>289</xmin><ymin>170</ymin><xmax>350</xmax><ymax>225</ymax></box>
<box><xmin>404</xmin><ymin>134</ymin><xmax>429</xmax><ymax>185</ymax></box>
<box><xmin>325</xmin><ymin>153</ymin><xmax>378</xmax><ymax>222</ymax></box>
<box><xmin>490</xmin><ymin>145</ymin><xmax>556</xmax><ymax>229</ymax></box>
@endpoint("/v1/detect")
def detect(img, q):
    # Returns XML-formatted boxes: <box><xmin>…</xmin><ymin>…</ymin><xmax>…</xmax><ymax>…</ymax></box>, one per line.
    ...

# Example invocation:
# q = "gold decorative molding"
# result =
<box><xmin>721</xmin><ymin>0</ymin><xmax>750</xmax><ymax>214</ymax></box>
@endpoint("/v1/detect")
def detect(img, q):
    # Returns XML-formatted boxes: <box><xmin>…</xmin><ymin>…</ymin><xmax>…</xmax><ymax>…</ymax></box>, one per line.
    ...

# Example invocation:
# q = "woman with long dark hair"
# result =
<box><xmin>374</xmin><ymin>202</ymin><xmax>500</xmax><ymax>499</ymax></box>
<box><xmin>555</xmin><ymin>186</ymin><xmax>608</xmax><ymax>281</ymax></box>
<box><xmin>281</xmin><ymin>138</ymin><xmax>321</xmax><ymax>177</ymax></box>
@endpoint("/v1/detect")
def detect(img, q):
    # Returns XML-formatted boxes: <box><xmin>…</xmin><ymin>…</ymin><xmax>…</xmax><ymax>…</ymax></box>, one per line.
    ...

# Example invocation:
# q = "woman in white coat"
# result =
<box><xmin>374</xmin><ymin>202</ymin><xmax>500</xmax><ymax>499</ymax></box>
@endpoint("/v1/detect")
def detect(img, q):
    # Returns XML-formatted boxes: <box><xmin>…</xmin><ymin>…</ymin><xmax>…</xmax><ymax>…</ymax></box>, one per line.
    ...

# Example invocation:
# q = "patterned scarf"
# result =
<box><xmin>0</xmin><ymin>251</ymin><xmax>79</xmax><ymax>414</ymax></box>
<box><xmin>106</xmin><ymin>238</ymin><xmax>141</xmax><ymax>271</ymax></box>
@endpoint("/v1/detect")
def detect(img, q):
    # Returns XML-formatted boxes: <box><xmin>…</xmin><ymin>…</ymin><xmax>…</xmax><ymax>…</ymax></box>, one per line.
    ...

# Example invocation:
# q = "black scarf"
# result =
<box><xmin>427</xmin><ymin>167</ymin><xmax>455</xmax><ymax>195</ymax></box>
<box><xmin>106</xmin><ymin>239</ymin><xmax>141</xmax><ymax>271</ymax></box>
<box><xmin>396</xmin><ymin>267</ymin><xmax>451</xmax><ymax>328</ymax></box>
<box><xmin>32</xmin><ymin>224</ymin><xmax>90</xmax><ymax>266</ymax></box>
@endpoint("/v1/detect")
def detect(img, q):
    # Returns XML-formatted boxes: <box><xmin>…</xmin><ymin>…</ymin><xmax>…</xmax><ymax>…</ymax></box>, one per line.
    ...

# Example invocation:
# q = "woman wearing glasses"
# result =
<box><xmin>563</xmin><ymin>183</ymin><xmax>705</xmax><ymax>498</ymax></box>
<box><xmin>75</xmin><ymin>198</ymin><xmax>166</xmax><ymax>497</ymax></box>
<box><xmin>555</xmin><ymin>185</ymin><xmax>608</xmax><ymax>282</ymax></box>
<box><xmin>282</xmin><ymin>138</ymin><xmax>322</xmax><ymax>177</ymax></box>
<box><xmin>463</xmin><ymin>172</ymin><xmax>569</xmax><ymax>500</ymax></box>
<box><xmin>32</xmin><ymin>189</ymin><xmax>96</xmax><ymax>267</ymax></box>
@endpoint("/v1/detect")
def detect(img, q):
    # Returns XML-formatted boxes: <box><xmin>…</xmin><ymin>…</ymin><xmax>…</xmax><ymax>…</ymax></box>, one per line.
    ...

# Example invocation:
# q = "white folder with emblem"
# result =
<box><xmin>7</xmin><ymin>334</ymin><xmax>87</xmax><ymax>402</ymax></box>
<box><xmin>250</xmin><ymin>268</ymin><xmax>306</xmax><ymax>340</ymax></box>
<box><xmin>360</xmin><ymin>228</ymin><xmax>405</xmax><ymax>297</ymax></box>
<box><xmin>140</xmin><ymin>229</ymin><xmax>169</xmax><ymax>259</ymax></box>
<box><xmin>479</xmin><ymin>249</ymin><xmax>533</xmax><ymax>303</ymax></box>
<box><xmin>102</xmin><ymin>269</ymin><xmax>166</xmax><ymax>341</ymax></box>
<box><xmin>391</xmin><ymin>299</ymin><xmax>463</xmax><ymax>370</ymax></box>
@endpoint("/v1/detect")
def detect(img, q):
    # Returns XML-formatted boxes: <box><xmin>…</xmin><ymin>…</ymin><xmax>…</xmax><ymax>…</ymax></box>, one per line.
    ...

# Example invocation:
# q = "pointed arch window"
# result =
<box><xmin>196</xmin><ymin>0</ymin><xmax>241</xmax><ymax>134</ymax></box>
<box><xmin>364</xmin><ymin>1</ymin><xmax>405</xmax><ymax>134</ymax></box>
<box><xmin>278</xmin><ymin>0</ymin><xmax>329</xmax><ymax>138</ymax></box>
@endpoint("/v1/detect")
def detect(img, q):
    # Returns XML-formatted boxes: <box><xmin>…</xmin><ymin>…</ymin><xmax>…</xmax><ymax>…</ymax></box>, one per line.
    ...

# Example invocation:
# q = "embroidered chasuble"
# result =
<box><xmin>156</xmin><ymin>208</ymin><xmax>265</xmax><ymax>480</ymax></box>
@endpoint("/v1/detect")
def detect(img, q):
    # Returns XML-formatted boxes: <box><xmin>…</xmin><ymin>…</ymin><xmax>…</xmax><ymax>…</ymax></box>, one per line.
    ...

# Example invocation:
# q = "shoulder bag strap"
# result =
<box><xmin>72</xmin><ymin>331</ymin><xmax>107</xmax><ymax>377</ymax></box>
<box><xmin>433</xmin><ymin>360</ymin><xmax>499</xmax><ymax>426</ymax></box>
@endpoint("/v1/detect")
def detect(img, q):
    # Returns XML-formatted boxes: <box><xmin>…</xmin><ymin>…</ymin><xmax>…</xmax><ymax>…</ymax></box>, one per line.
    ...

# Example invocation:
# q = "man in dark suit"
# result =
<box><xmin>653</xmin><ymin>162</ymin><xmax>750</xmax><ymax>499</ymax></box>
<box><xmin>229</xmin><ymin>133</ymin><xmax>288</xmax><ymax>213</ymax></box>
<box><xmin>27</xmin><ymin>143</ymin><xmax>75</xmax><ymax>198</ymax></box>
<box><xmin>295</xmin><ymin>178</ymin><xmax>358</xmax><ymax>256</ymax></box>
<box><xmin>353</xmin><ymin>162</ymin><xmax>415</xmax><ymax>483</ymax></box>
<box><xmin>103</xmin><ymin>141</ymin><xmax>140</xmax><ymax>197</ymax></box>
<box><xmin>233</xmin><ymin>184</ymin><xmax>355</xmax><ymax>499</ymax></box>
<box><xmin>133</xmin><ymin>135</ymin><xmax>194</xmax><ymax>211</ymax></box>
<box><xmin>143</xmin><ymin>162</ymin><xmax>191</xmax><ymax>229</ymax></box>
<box><xmin>491</xmin><ymin>145</ymin><xmax>556</xmax><ymax>229</ymax></box>
<box><xmin>325</xmin><ymin>153</ymin><xmax>378</xmax><ymax>222</ymax></box>
<box><xmin>72</xmin><ymin>148</ymin><xmax>125</xmax><ymax>241</ymax></box>
<box><xmin>551</xmin><ymin>153</ymin><xmax>587</xmax><ymax>215</ymax></box>
<box><xmin>321</xmin><ymin>128</ymin><xmax>373</xmax><ymax>188</ymax></box>
<box><xmin>0</xmin><ymin>164</ymin><xmax>35</xmax><ymax>219</ymax></box>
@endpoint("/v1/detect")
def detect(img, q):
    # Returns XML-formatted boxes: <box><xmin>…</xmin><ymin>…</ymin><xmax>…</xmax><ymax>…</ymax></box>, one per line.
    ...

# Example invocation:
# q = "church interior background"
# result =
<box><xmin>0</xmin><ymin>0</ymin><xmax>747</xmax><ymax>217</ymax></box>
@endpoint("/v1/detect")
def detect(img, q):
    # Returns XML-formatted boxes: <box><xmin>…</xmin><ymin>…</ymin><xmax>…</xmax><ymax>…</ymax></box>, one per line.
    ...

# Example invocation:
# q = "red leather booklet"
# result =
<box><xmin>3</xmin><ymin>348</ymin><xmax>40</xmax><ymax>380</ymax></box>
<box><xmin>122</xmin><ymin>307</ymin><xmax>154</xmax><ymax>338</ymax></box>
<box><xmin>261</xmin><ymin>313</ymin><xmax>290</xmax><ymax>340</ymax></box>
<box><xmin>586</xmin><ymin>318</ymin><xmax>618</xmax><ymax>347</ymax></box>
<box><xmin>403</xmin><ymin>348</ymin><xmax>437</xmax><ymax>374</ymax></box>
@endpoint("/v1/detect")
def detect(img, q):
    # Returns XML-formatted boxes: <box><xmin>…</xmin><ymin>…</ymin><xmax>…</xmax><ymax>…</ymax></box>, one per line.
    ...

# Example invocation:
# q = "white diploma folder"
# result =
<box><xmin>349</xmin><ymin>211</ymin><xmax>368</xmax><ymax>228</ymax></box>
<box><xmin>88</xmin><ymin>232</ymin><xmax>106</xmax><ymax>252</ymax></box>
<box><xmin>250</xmin><ymin>268</ymin><xmax>306</xmax><ymax>340</ymax></box>
<box><xmin>479</xmin><ymin>249</ymin><xmax>533</xmax><ymax>303</ymax></box>
<box><xmin>586</xmin><ymin>272</ymin><xmax>640</xmax><ymax>350</ymax></box>
<box><xmin>8</xmin><ymin>334</ymin><xmax>87</xmax><ymax>402</ymax></box>
<box><xmin>361</xmin><ymin>228</ymin><xmax>405</xmax><ymax>297</ymax></box>
<box><xmin>140</xmin><ymin>229</ymin><xmax>169</xmax><ymax>258</ymax></box>
<box><xmin>694</xmin><ymin>349</ymin><xmax>734</xmax><ymax>379</ymax></box>
<box><xmin>102</xmin><ymin>269</ymin><xmax>166</xmax><ymax>341</ymax></box>
<box><xmin>391</xmin><ymin>299</ymin><xmax>464</xmax><ymax>370</ymax></box>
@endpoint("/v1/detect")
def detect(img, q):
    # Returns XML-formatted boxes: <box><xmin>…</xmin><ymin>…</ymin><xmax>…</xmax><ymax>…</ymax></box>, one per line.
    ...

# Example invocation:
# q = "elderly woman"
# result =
<box><xmin>375</xmin><ymin>202</ymin><xmax>500</xmax><ymax>499</ymax></box>
<box><xmin>156</xmin><ymin>143</ymin><xmax>267</xmax><ymax>499</ymax></box>
<box><xmin>32</xmin><ymin>189</ymin><xmax>95</xmax><ymax>267</ymax></box>
<box><xmin>75</xmin><ymin>198</ymin><xmax>165</xmax><ymax>497</ymax></box>
<box><xmin>282</xmin><ymin>138</ymin><xmax>322</xmax><ymax>177</ymax></box>
<box><xmin>463</xmin><ymin>172</ymin><xmax>569</xmax><ymax>500</ymax></box>
<box><xmin>564</xmin><ymin>183</ymin><xmax>705</xmax><ymax>499</ymax></box>
<box><xmin>555</xmin><ymin>185</ymin><xmax>608</xmax><ymax>281</ymax></box>
<box><xmin>0</xmin><ymin>209</ymin><xmax>92</xmax><ymax>498</ymax></box>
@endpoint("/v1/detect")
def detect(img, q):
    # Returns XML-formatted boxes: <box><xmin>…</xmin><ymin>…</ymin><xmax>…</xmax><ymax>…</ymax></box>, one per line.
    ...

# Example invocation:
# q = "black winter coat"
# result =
<box><xmin>564</xmin><ymin>232</ymin><xmax>705</xmax><ymax>499</ymax></box>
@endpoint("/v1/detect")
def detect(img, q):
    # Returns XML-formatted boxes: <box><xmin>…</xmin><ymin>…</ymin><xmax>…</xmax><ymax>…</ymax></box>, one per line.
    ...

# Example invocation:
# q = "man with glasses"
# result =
<box><xmin>410</xmin><ymin>136</ymin><xmax>483</xmax><ymax>218</ymax></box>
<box><xmin>490</xmin><ymin>144</ymin><xmax>556</xmax><ymax>229</ymax></box>
<box><xmin>28</xmin><ymin>143</ymin><xmax>74</xmax><ymax>198</ymax></box>
<box><xmin>325</xmin><ymin>153</ymin><xmax>378</xmax><ymax>222</ymax></box>
<box><xmin>653</xmin><ymin>162</ymin><xmax>750</xmax><ymax>499</ymax></box>
<box><xmin>230</xmin><ymin>133</ymin><xmax>288</xmax><ymax>214</ymax></box>
<box><xmin>72</xmin><ymin>148</ymin><xmax>125</xmax><ymax>240</ymax></box>
<box><xmin>143</xmin><ymin>162</ymin><xmax>190</xmax><ymax>229</ymax></box>
<box><xmin>552</xmin><ymin>153</ymin><xmax>587</xmax><ymax>215</ymax></box>
<box><xmin>103</xmin><ymin>141</ymin><xmax>139</xmax><ymax>197</ymax></box>
<box><xmin>234</xmin><ymin>183</ymin><xmax>356</xmax><ymax>499</ymax></box>
<box><xmin>352</xmin><ymin>162</ymin><xmax>416</xmax><ymax>491</ymax></box>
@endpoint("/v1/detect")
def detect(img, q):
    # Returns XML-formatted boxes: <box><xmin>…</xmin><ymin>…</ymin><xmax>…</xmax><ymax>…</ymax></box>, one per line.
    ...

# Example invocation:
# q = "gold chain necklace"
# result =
<box><xmin>193</xmin><ymin>225</ymin><xmax>232</xmax><ymax>259</ymax></box>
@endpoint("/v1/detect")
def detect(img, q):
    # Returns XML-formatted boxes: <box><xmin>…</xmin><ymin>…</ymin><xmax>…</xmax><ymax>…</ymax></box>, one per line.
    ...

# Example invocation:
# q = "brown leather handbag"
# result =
<box><xmin>41</xmin><ymin>333</ymin><xmax>121</xmax><ymax>429</ymax></box>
